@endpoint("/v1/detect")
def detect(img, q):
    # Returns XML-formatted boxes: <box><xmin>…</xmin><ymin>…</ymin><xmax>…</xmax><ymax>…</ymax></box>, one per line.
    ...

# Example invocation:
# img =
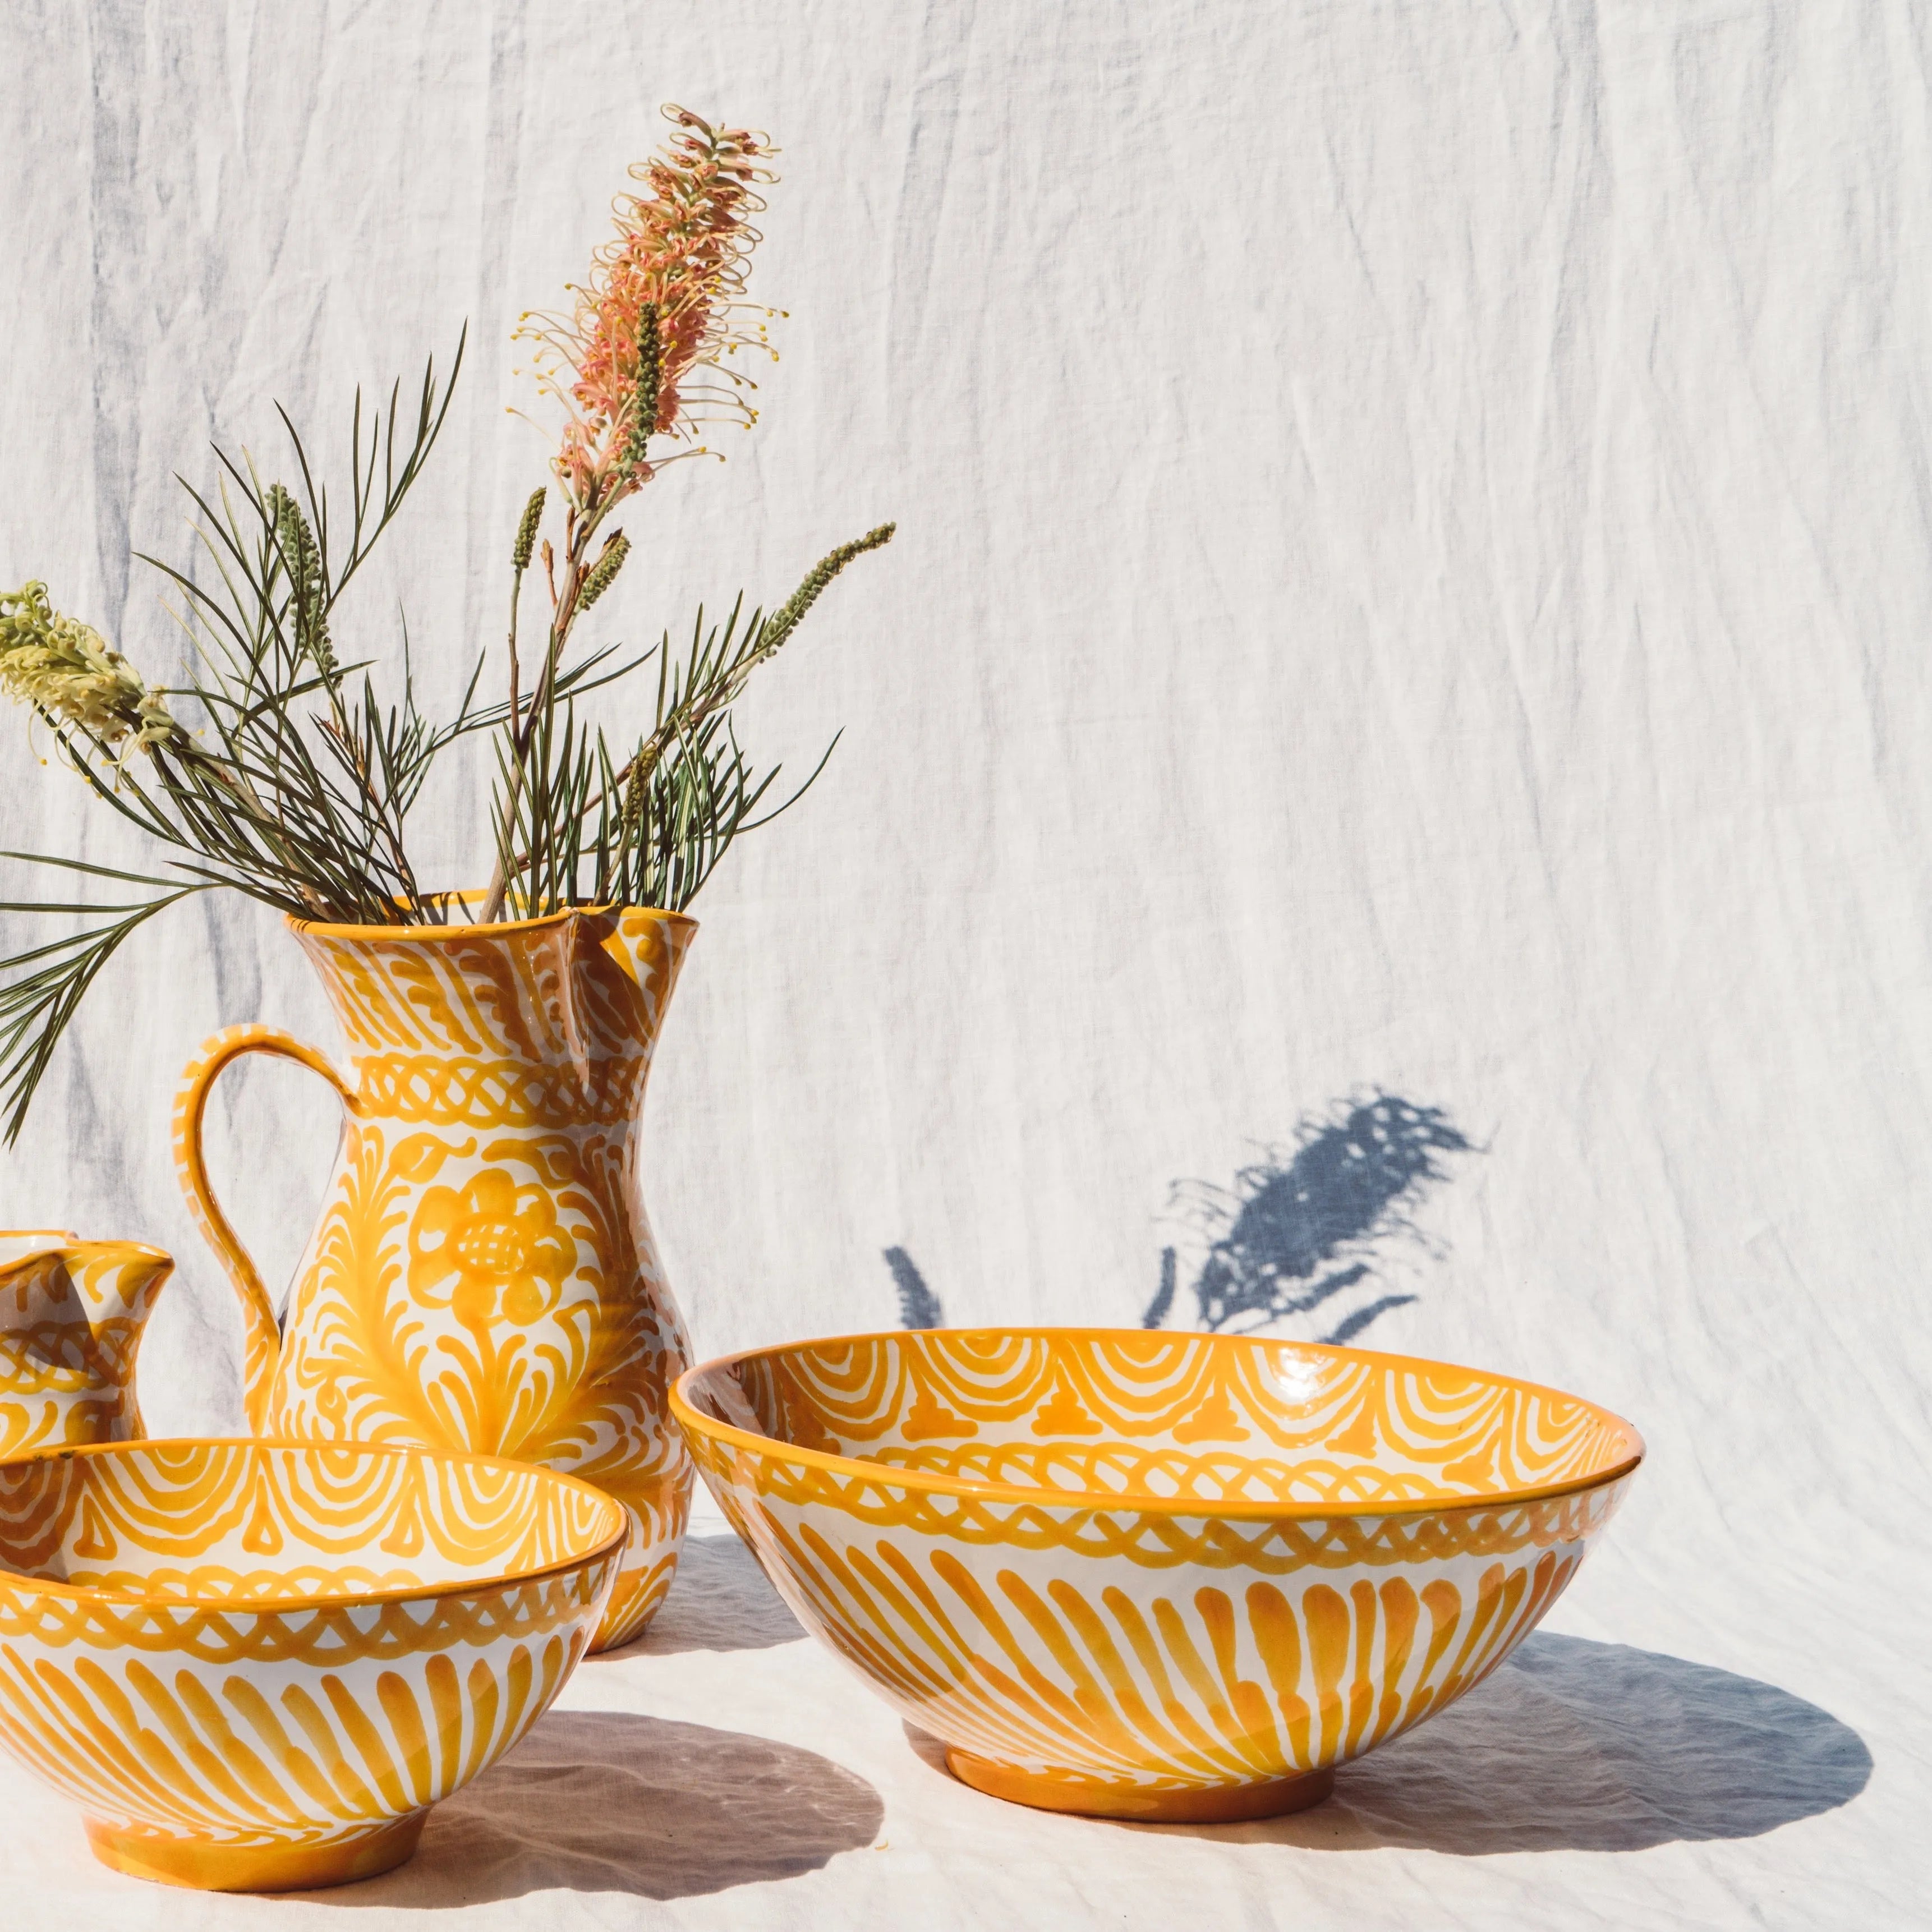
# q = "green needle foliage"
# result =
<box><xmin>490</xmin><ymin>526</ymin><xmax>895</xmax><ymax>921</ymax></box>
<box><xmin>0</xmin><ymin>857</ymin><xmax>211</xmax><ymax>1143</ymax></box>
<box><xmin>0</xmin><ymin>356</ymin><xmax>890</xmax><ymax>1136</ymax></box>
<box><xmin>0</xmin><ymin>117</ymin><xmax>894</xmax><ymax>1142</ymax></box>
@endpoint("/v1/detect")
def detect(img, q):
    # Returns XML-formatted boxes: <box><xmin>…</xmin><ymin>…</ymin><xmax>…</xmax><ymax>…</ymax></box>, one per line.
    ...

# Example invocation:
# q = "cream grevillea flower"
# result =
<box><xmin>0</xmin><ymin>581</ymin><xmax>186</xmax><ymax>761</ymax></box>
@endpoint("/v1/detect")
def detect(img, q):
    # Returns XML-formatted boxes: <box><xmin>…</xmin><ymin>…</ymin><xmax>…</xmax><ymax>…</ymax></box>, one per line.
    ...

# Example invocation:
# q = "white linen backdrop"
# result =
<box><xmin>0</xmin><ymin>2</ymin><xmax>1925</xmax><ymax>1925</ymax></box>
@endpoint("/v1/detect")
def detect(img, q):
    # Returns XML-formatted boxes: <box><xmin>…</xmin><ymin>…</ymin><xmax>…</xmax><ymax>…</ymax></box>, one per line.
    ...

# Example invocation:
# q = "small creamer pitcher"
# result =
<box><xmin>0</xmin><ymin>1231</ymin><xmax>173</xmax><ymax>1457</ymax></box>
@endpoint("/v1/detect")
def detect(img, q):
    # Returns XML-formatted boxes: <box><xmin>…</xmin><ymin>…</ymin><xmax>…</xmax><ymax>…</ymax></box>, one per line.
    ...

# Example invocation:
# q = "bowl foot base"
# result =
<box><xmin>944</xmin><ymin>1751</ymin><xmax>1336</xmax><ymax>1823</ymax></box>
<box><xmin>85</xmin><ymin>1810</ymin><xmax>428</xmax><ymax>1892</ymax></box>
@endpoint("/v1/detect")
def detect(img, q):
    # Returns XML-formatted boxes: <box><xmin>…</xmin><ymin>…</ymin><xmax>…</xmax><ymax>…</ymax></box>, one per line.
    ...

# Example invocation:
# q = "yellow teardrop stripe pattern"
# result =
<box><xmin>0</xmin><ymin>1440</ymin><xmax>625</xmax><ymax>1890</ymax></box>
<box><xmin>171</xmin><ymin>907</ymin><xmax>700</xmax><ymax>1653</ymax></box>
<box><xmin>672</xmin><ymin>1330</ymin><xmax>1641</xmax><ymax>1821</ymax></box>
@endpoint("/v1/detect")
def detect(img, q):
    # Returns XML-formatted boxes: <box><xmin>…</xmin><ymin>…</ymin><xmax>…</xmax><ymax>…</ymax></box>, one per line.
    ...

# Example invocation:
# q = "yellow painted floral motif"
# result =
<box><xmin>408</xmin><ymin>1169</ymin><xmax>574</xmax><ymax>1326</ymax></box>
<box><xmin>0</xmin><ymin>1439</ymin><xmax>623</xmax><ymax>1890</ymax></box>
<box><xmin>172</xmin><ymin>906</ymin><xmax>697</xmax><ymax>1650</ymax></box>
<box><xmin>673</xmin><ymin>1330</ymin><xmax>1641</xmax><ymax>1820</ymax></box>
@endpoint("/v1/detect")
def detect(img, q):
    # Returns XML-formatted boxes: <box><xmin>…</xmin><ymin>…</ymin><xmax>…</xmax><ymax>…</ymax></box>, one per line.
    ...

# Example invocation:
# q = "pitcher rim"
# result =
<box><xmin>287</xmin><ymin>899</ymin><xmax>699</xmax><ymax>943</ymax></box>
<box><xmin>0</xmin><ymin>1236</ymin><xmax>172</xmax><ymax>1272</ymax></box>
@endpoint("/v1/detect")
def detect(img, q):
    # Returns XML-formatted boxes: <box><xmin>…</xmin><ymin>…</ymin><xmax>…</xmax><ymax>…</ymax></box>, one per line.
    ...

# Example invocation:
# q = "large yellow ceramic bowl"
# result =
<box><xmin>672</xmin><ymin>1328</ymin><xmax>1643</xmax><ymax>1823</ymax></box>
<box><xmin>0</xmin><ymin>1438</ymin><xmax>625</xmax><ymax>1890</ymax></box>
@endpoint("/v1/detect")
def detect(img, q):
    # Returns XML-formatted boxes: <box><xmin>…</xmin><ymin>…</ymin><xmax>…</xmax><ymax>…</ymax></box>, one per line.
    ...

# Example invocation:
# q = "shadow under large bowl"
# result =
<box><xmin>0</xmin><ymin>1439</ymin><xmax>626</xmax><ymax>1891</ymax></box>
<box><xmin>671</xmin><ymin>1328</ymin><xmax>1642</xmax><ymax>1822</ymax></box>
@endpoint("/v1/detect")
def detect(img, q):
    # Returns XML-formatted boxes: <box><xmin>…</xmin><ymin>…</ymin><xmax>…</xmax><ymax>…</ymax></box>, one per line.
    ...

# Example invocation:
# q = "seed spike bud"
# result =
<box><xmin>513</xmin><ymin>487</ymin><xmax>546</xmax><ymax>570</ymax></box>
<box><xmin>577</xmin><ymin>530</ymin><xmax>631</xmax><ymax>610</ymax></box>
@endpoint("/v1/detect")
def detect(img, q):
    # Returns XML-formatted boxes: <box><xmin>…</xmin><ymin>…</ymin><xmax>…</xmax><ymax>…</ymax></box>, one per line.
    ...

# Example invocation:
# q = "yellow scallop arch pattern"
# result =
<box><xmin>171</xmin><ymin>908</ymin><xmax>698</xmax><ymax>1651</ymax></box>
<box><xmin>680</xmin><ymin>1331</ymin><xmax>1639</xmax><ymax>1803</ymax></box>
<box><xmin>0</xmin><ymin>1444</ymin><xmax>620</xmax><ymax>1858</ymax></box>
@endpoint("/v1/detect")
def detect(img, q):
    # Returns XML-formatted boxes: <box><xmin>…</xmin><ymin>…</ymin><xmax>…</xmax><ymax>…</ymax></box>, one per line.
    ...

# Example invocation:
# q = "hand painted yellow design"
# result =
<box><xmin>408</xmin><ymin>1169</ymin><xmax>574</xmax><ymax>1326</ymax></box>
<box><xmin>0</xmin><ymin>1439</ymin><xmax>624</xmax><ymax>1890</ymax></box>
<box><xmin>728</xmin><ymin>1332</ymin><xmax>1632</xmax><ymax>1500</ymax></box>
<box><xmin>672</xmin><ymin>1330</ymin><xmax>1642</xmax><ymax>1820</ymax></box>
<box><xmin>0</xmin><ymin>1235</ymin><xmax>173</xmax><ymax>1457</ymax></box>
<box><xmin>171</xmin><ymin>907</ymin><xmax>697</xmax><ymax>1650</ymax></box>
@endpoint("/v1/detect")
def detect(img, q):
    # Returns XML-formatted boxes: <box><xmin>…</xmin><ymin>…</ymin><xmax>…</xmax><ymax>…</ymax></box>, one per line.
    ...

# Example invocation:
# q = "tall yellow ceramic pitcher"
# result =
<box><xmin>172</xmin><ymin>906</ymin><xmax>695</xmax><ymax>1650</ymax></box>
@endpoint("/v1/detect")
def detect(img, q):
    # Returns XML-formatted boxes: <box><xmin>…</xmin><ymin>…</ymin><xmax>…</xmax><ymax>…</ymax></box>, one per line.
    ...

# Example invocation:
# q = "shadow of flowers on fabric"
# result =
<box><xmin>1145</xmin><ymin>1094</ymin><xmax>1476</xmax><ymax>1342</ymax></box>
<box><xmin>310</xmin><ymin>1709</ymin><xmax>882</xmax><ymax>1905</ymax></box>
<box><xmin>1171</xmin><ymin>1634</ymin><xmax>1870</xmax><ymax>1853</ymax></box>
<box><xmin>589</xmin><ymin>1533</ymin><xmax>804</xmax><ymax>1657</ymax></box>
<box><xmin>882</xmin><ymin>1096</ymin><xmax>1475</xmax><ymax>1351</ymax></box>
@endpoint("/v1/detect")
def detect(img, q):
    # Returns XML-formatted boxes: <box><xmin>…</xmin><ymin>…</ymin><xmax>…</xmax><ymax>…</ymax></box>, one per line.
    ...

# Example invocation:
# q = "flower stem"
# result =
<box><xmin>480</xmin><ymin>505</ymin><xmax>595</xmax><ymax>922</ymax></box>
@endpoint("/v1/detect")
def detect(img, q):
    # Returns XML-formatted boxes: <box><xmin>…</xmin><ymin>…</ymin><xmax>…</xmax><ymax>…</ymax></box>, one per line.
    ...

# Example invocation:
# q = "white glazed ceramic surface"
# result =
<box><xmin>674</xmin><ymin>1328</ymin><xmax>1643</xmax><ymax>1821</ymax></box>
<box><xmin>0</xmin><ymin>1438</ymin><xmax>625</xmax><ymax>1890</ymax></box>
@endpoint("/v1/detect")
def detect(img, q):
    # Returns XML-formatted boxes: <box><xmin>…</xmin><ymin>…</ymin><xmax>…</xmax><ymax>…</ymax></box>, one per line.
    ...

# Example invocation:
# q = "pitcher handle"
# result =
<box><xmin>172</xmin><ymin>1025</ymin><xmax>353</xmax><ymax>1436</ymax></box>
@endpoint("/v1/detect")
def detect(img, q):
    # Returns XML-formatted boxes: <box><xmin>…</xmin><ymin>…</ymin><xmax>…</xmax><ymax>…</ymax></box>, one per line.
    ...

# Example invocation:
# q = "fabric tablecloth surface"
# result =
<box><xmin>0</xmin><ymin>1</ymin><xmax>1925</xmax><ymax>1924</ymax></box>
<box><xmin>0</xmin><ymin>1483</ymin><xmax>1908</xmax><ymax>1929</ymax></box>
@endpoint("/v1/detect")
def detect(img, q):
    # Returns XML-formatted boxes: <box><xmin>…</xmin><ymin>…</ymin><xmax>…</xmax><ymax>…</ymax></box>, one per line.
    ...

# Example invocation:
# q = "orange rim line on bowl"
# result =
<box><xmin>0</xmin><ymin>1437</ymin><xmax>631</xmax><ymax>1613</ymax></box>
<box><xmin>670</xmin><ymin>1324</ymin><xmax>1645</xmax><ymax>1520</ymax></box>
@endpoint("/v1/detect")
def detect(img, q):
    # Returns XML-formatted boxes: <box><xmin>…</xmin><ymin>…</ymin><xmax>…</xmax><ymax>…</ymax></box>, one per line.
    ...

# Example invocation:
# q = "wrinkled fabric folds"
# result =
<box><xmin>0</xmin><ymin>2</ymin><xmax>1922</xmax><ymax>1925</ymax></box>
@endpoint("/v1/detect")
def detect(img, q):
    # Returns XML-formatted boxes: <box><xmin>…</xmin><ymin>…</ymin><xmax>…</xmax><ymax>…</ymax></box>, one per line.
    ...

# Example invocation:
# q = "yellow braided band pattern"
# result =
<box><xmin>674</xmin><ymin>1330</ymin><xmax>1641</xmax><ymax>1812</ymax></box>
<box><xmin>169</xmin><ymin>908</ymin><xmax>701</xmax><ymax>1654</ymax></box>
<box><xmin>0</xmin><ymin>1240</ymin><xmax>173</xmax><ymax>1456</ymax></box>
<box><xmin>0</xmin><ymin>1441</ymin><xmax>623</xmax><ymax>1875</ymax></box>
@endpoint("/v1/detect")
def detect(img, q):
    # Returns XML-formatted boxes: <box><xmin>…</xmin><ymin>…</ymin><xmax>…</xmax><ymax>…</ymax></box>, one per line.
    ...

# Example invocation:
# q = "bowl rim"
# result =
<box><xmin>0</xmin><ymin>1437</ymin><xmax>631</xmax><ymax>1614</ymax></box>
<box><xmin>670</xmin><ymin>1326</ymin><xmax>1645</xmax><ymax>1521</ymax></box>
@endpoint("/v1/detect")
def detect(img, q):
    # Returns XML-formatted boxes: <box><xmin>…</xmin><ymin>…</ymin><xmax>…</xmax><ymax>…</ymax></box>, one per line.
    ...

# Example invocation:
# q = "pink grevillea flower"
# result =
<box><xmin>518</xmin><ymin>107</ymin><xmax>778</xmax><ymax>516</ymax></box>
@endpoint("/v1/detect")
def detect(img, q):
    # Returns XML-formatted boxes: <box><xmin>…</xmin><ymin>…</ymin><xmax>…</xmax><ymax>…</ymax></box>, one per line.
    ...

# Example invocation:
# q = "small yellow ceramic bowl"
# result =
<box><xmin>0</xmin><ymin>1438</ymin><xmax>625</xmax><ymax>1890</ymax></box>
<box><xmin>672</xmin><ymin>1328</ymin><xmax>1643</xmax><ymax>1823</ymax></box>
